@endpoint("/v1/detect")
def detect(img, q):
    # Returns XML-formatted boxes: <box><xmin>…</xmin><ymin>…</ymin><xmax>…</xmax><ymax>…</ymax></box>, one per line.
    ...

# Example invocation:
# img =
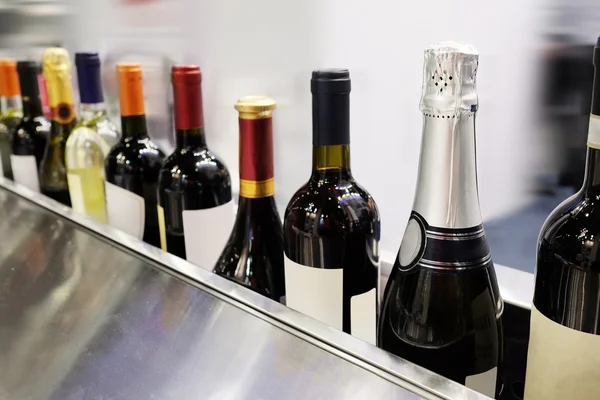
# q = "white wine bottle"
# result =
<box><xmin>524</xmin><ymin>35</ymin><xmax>600</xmax><ymax>400</ymax></box>
<box><xmin>378</xmin><ymin>42</ymin><xmax>503</xmax><ymax>398</ymax></box>
<box><xmin>66</xmin><ymin>53</ymin><xmax>117</xmax><ymax>223</ymax></box>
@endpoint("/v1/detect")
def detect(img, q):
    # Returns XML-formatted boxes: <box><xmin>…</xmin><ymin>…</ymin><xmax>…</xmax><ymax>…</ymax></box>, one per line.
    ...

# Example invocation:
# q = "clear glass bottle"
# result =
<box><xmin>65</xmin><ymin>53</ymin><xmax>118</xmax><ymax>223</ymax></box>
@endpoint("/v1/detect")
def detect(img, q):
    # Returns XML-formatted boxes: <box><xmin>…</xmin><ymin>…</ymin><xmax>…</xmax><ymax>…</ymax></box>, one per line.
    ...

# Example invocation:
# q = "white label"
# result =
<box><xmin>10</xmin><ymin>155</ymin><xmax>40</xmax><ymax>193</ymax></box>
<box><xmin>350</xmin><ymin>288</ymin><xmax>376</xmax><ymax>345</ymax></box>
<box><xmin>105</xmin><ymin>181</ymin><xmax>145</xmax><ymax>239</ymax></box>
<box><xmin>284</xmin><ymin>256</ymin><xmax>343</xmax><ymax>330</ymax></box>
<box><xmin>466</xmin><ymin>367</ymin><xmax>497</xmax><ymax>398</ymax></box>
<box><xmin>588</xmin><ymin>115</ymin><xmax>600</xmax><ymax>148</ymax></box>
<box><xmin>67</xmin><ymin>173</ymin><xmax>85</xmax><ymax>214</ymax></box>
<box><xmin>182</xmin><ymin>201</ymin><xmax>234</xmax><ymax>271</ymax></box>
<box><xmin>524</xmin><ymin>305</ymin><xmax>600</xmax><ymax>400</ymax></box>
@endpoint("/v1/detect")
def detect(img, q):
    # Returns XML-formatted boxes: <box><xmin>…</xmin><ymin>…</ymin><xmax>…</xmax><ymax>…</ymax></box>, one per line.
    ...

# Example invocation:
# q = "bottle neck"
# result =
<box><xmin>311</xmin><ymin>145</ymin><xmax>352</xmax><ymax>179</ymax></box>
<box><xmin>19</xmin><ymin>69</ymin><xmax>43</xmax><ymax>118</ymax></box>
<box><xmin>583</xmin><ymin>46</ymin><xmax>600</xmax><ymax>195</ymax></box>
<box><xmin>582</xmin><ymin>146</ymin><xmax>600</xmax><ymax>194</ymax></box>
<box><xmin>176</xmin><ymin>127</ymin><xmax>206</xmax><ymax>149</ymax></box>
<box><xmin>412</xmin><ymin>113</ymin><xmax>482</xmax><ymax>229</ymax></box>
<box><xmin>77</xmin><ymin>63</ymin><xmax>104</xmax><ymax>105</ymax></box>
<box><xmin>2</xmin><ymin>95</ymin><xmax>22</xmax><ymax>115</ymax></box>
<box><xmin>239</xmin><ymin>116</ymin><xmax>274</xmax><ymax>199</ymax></box>
<box><xmin>173</xmin><ymin>76</ymin><xmax>205</xmax><ymax>149</ymax></box>
<box><xmin>47</xmin><ymin>76</ymin><xmax>75</xmax><ymax>128</ymax></box>
<box><xmin>311</xmin><ymin>84</ymin><xmax>351</xmax><ymax>179</ymax></box>
<box><xmin>121</xmin><ymin>114</ymin><xmax>148</xmax><ymax>140</ymax></box>
<box><xmin>22</xmin><ymin>95</ymin><xmax>44</xmax><ymax>118</ymax></box>
<box><xmin>80</xmin><ymin>102</ymin><xmax>107</xmax><ymax>121</ymax></box>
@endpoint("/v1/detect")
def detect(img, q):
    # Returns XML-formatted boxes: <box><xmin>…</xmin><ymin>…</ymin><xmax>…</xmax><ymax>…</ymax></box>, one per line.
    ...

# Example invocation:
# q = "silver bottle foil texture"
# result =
<box><xmin>400</xmin><ymin>41</ymin><xmax>485</xmax><ymax>268</ymax></box>
<box><xmin>420</xmin><ymin>41</ymin><xmax>478</xmax><ymax>115</ymax></box>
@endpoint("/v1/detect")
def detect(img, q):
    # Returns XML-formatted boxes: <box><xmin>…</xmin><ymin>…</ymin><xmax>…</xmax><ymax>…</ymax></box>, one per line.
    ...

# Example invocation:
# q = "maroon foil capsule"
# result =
<box><xmin>172</xmin><ymin>65</ymin><xmax>204</xmax><ymax>130</ymax></box>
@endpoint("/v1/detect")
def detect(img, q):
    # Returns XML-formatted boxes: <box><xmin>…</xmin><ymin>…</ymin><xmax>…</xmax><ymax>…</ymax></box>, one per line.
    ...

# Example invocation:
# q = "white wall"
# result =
<box><xmin>69</xmin><ymin>0</ymin><xmax>543</xmax><ymax>255</ymax></box>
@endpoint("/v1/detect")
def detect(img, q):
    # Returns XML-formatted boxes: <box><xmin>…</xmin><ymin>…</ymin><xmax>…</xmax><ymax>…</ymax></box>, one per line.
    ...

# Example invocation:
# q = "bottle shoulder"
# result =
<box><xmin>159</xmin><ymin>147</ymin><xmax>232</xmax><ymax>188</ymax></box>
<box><xmin>284</xmin><ymin>176</ymin><xmax>380</xmax><ymax>232</ymax></box>
<box><xmin>538</xmin><ymin>191</ymin><xmax>600</xmax><ymax>267</ymax></box>
<box><xmin>107</xmin><ymin>137</ymin><xmax>165</xmax><ymax>162</ymax></box>
<box><xmin>14</xmin><ymin>116</ymin><xmax>50</xmax><ymax>140</ymax></box>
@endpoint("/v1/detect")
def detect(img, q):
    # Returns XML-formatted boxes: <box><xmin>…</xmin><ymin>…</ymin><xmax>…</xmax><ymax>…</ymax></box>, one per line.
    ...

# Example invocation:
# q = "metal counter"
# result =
<box><xmin>0</xmin><ymin>179</ymin><xmax>491</xmax><ymax>400</ymax></box>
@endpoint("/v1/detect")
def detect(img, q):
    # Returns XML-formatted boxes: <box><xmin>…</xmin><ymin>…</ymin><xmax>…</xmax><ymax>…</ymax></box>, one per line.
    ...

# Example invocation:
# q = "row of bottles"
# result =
<box><xmin>3</xmin><ymin>38</ymin><xmax>599</xmax><ymax>399</ymax></box>
<box><xmin>0</xmin><ymin>43</ymin><xmax>500</xmax><ymax>398</ymax></box>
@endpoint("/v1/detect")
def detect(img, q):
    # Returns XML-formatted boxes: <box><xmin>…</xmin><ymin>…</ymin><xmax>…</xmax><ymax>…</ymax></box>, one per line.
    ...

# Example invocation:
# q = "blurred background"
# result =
<box><xmin>2</xmin><ymin>0</ymin><xmax>598</xmax><ymax>273</ymax></box>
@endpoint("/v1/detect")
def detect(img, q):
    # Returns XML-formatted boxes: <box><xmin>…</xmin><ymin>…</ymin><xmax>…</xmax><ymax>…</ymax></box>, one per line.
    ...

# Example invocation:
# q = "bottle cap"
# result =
<box><xmin>75</xmin><ymin>52</ymin><xmax>103</xmax><ymax>104</ymax></box>
<box><xmin>0</xmin><ymin>59</ymin><xmax>20</xmax><ymax>97</ymax></box>
<box><xmin>420</xmin><ymin>42</ymin><xmax>479</xmax><ymax>115</ymax></box>
<box><xmin>16</xmin><ymin>61</ymin><xmax>41</xmax><ymax>100</ymax></box>
<box><xmin>172</xmin><ymin>65</ymin><xmax>203</xmax><ymax>130</ymax></box>
<box><xmin>311</xmin><ymin>69</ymin><xmax>351</xmax><ymax>146</ymax></box>
<box><xmin>75</xmin><ymin>52</ymin><xmax>101</xmax><ymax>67</ymax></box>
<box><xmin>42</xmin><ymin>48</ymin><xmax>71</xmax><ymax>78</ymax></box>
<box><xmin>235</xmin><ymin>96</ymin><xmax>276</xmax><ymax>119</ymax></box>
<box><xmin>117</xmin><ymin>63</ymin><xmax>145</xmax><ymax>116</ymax></box>
<box><xmin>311</xmin><ymin>69</ymin><xmax>351</xmax><ymax>95</ymax></box>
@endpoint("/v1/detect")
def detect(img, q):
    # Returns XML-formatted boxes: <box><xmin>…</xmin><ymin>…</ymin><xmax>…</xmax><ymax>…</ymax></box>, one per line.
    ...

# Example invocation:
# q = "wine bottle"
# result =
<box><xmin>378</xmin><ymin>43</ymin><xmax>502</xmax><ymax>398</ymax></box>
<box><xmin>105</xmin><ymin>63</ymin><xmax>165</xmax><ymax>246</ymax></box>
<box><xmin>11</xmin><ymin>61</ymin><xmax>49</xmax><ymax>193</ymax></box>
<box><xmin>66</xmin><ymin>53</ymin><xmax>117</xmax><ymax>223</ymax></box>
<box><xmin>0</xmin><ymin>59</ymin><xmax>22</xmax><ymax>180</ymax></box>
<box><xmin>283</xmin><ymin>70</ymin><xmax>380</xmax><ymax>344</ymax></box>
<box><xmin>524</xmin><ymin>36</ymin><xmax>600</xmax><ymax>400</ymax></box>
<box><xmin>214</xmin><ymin>96</ymin><xmax>284</xmax><ymax>300</ymax></box>
<box><xmin>157</xmin><ymin>65</ymin><xmax>233</xmax><ymax>265</ymax></box>
<box><xmin>40</xmin><ymin>48</ymin><xmax>76</xmax><ymax>206</ymax></box>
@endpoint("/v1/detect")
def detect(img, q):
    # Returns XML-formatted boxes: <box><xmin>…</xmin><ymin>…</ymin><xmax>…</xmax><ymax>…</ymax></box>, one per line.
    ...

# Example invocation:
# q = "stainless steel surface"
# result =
<box><xmin>0</xmin><ymin>178</ymin><xmax>492</xmax><ymax>400</ymax></box>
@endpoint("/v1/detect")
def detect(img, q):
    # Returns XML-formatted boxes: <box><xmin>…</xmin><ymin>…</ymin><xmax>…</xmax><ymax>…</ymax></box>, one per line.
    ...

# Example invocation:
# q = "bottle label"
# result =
<box><xmin>284</xmin><ymin>256</ymin><xmax>376</xmax><ymax>344</ymax></box>
<box><xmin>239</xmin><ymin>117</ymin><xmax>274</xmax><ymax>198</ymax></box>
<box><xmin>397</xmin><ymin>211</ymin><xmax>490</xmax><ymax>272</ymax></box>
<box><xmin>0</xmin><ymin>154</ymin><xmax>4</xmax><ymax>177</ymax></box>
<box><xmin>157</xmin><ymin>204</ymin><xmax>167</xmax><ymax>251</ymax></box>
<box><xmin>67</xmin><ymin>173</ymin><xmax>85</xmax><ymax>214</ymax></box>
<box><xmin>105</xmin><ymin>181</ymin><xmax>145</xmax><ymax>239</ymax></box>
<box><xmin>10</xmin><ymin>155</ymin><xmax>40</xmax><ymax>193</ymax></box>
<box><xmin>350</xmin><ymin>288</ymin><xmax>377</xmax><ymax>344</ymax></box>
<box><xmin>182</xmin><ymin>200</ymin><xmax>235</xmax><ymax>271</ymax></box>
<box><xmin>588</xmin><ymin>115</ymin><xmax>600</xmax><ymax>149</ymax></box>
<box><xmin>524</xmin><ymin>305</ymin><xmax>600</xmax><ymax>399</ymax></box>
<box><xmin>465</xmin><ymin>367</ymin><xmax>497</xmax><ymax>398</ymax></box>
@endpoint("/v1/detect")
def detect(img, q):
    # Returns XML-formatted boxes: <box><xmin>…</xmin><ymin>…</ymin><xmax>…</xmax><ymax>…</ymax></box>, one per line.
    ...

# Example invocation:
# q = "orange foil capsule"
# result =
<box><xmin>0</xmin><ymin>59</ymin><xmax>21</xmax><ymax>98</ymax></box>
<box><xmin>116</xmin><ymin>63</ymin><xmax>145</xmax><ymax>117</ymax></box>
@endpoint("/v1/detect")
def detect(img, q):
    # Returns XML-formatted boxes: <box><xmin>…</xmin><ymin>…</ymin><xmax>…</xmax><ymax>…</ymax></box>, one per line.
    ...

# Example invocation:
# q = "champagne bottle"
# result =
<box><xmin>11</xmin><ymin>61</ymin><xmax>49</xmax><ymax>192</ymax></box>
<box><xmin>378</xmin><ymin>42</ymin><xmax>503</xmax><ymax>398</ymax></box>
<box><xmin>157</xmin><ymin>66</ymin><xmax>233</xmax><ymax>265</ymax></box>
<box><xmin>105</xmin><ymin>64</ymin><xmax>165</xmax><ymax>246</ymax></box>
<box><xmin>66</xmin><ymin>53</ymin><xmax>117</xmax><ymax>223</ymax></box>
<box><xmin>283</xmin><ymin>70</ymin><xmax>380</xmax><ymax>344</ymax></box>
<box><xmin>524</xmin><ymin>35</ymin><xmax>600</xmax><ymax>400</ymax></box>
<box><xmin>0</xmin><ymin>59</ymin><xmax>22</xmax><ymax>180</ymax></box>
<box><xmin>214</xmin><ymin>96</ymin><xmax>285</xmax><ymax>300</ymax></box>
<box><xmin>40</xmin><ymin>48</ymin><xmax>76</xmax><ymax>206</ymax></box>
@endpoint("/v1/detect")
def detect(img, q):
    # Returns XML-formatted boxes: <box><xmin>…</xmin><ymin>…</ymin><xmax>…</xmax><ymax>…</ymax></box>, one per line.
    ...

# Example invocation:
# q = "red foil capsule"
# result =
<box><xmin>235</xmin><ymin>96</ymin><xmax>276</xmax><ymax>198</ymax></box>
<box><xmin>172</xmin><ymin>65</ymin><xmax>204</xmax><ymax>130</ymax></box>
